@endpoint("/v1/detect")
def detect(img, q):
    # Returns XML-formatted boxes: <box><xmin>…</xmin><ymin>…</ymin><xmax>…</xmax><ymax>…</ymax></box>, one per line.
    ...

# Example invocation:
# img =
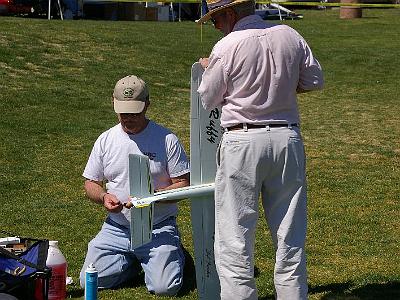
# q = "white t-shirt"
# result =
<box><xmin>83</xmin><ymin>121</ymin><xmax>190</xmax><ymax>226</ymax></box>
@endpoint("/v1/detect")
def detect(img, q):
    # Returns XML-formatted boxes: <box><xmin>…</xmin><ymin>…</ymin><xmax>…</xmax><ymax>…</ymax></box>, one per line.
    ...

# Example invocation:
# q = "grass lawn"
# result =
<box><xmin>0</xmin><ymin>7</ymin><xmax>399</xmax><ymax>300</ymax></box>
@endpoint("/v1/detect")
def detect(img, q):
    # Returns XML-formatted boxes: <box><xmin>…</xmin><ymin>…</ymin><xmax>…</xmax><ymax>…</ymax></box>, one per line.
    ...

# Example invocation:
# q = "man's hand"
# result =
<box><xmin>84</xmin><ymin>179</ymin><xmax>123</xmax><ymax>212</ymax></box>
<box><xmin>123</xmin><ymin>199</ymin><xmax>135</xmax><ymax>209</ymax></box>
<box><xmin>199</xmin><ymin>57</ymin><xmax>209</xmax><ymax>69</ymax></box>
<box><xmin>103</xmin><ymin>193</ymin><xmax>123</xmax><ymax>213</ymax></box>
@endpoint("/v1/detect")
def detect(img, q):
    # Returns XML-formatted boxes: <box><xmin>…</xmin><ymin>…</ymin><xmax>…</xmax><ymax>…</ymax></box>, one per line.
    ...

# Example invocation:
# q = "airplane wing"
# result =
<box><xmin>190</xmin><ymin>62</ymin><xmax>222</xmax><ymax>299</ymax></box>
<box><xmin>129</xmin><ymin>183</ymin><xmax>215</xmax><ymax>208</ymax></box>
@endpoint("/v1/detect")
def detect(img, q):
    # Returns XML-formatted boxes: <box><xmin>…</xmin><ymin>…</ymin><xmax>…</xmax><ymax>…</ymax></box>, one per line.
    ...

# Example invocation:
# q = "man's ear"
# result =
<box><xmin>226</xmin><ymin>8</ymin><xmax>236</xmax><ymax>19</ymax></box>
<box><xmin>143</xmin><ymin>100</ymin><xmax>150</xmax><ymax>114</ymax></box>
<box><xmin>225</xmin><ymin>8</ymin><xmax>237</xmax><ymax>29</ymax></box>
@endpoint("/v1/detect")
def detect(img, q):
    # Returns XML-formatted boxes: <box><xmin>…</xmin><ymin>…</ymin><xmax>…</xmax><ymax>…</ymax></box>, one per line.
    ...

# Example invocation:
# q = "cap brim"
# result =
<box><xmin>114</xmin><ymin>99</ymin><xmax>146</xmax><ymax>114</ymax></box>
<box><xmin>196</xmin><ymin>0</ymin><xmax>251</xmax><ymax>24</ymax></box>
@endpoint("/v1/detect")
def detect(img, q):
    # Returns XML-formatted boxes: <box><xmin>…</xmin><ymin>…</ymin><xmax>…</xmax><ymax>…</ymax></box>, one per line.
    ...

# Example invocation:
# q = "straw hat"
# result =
<box><xmin>197</xmin><ymin>0</ymin><xmax>252</xmax><ymax>24</ymax></box>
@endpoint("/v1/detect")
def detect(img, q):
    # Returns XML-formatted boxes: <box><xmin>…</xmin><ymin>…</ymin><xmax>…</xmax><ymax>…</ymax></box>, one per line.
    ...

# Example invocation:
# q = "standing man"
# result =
<box><xmin>80</xmin><ymin>75</ymin><xmax>190</xmax><ymax>296</ymax></box>
<box><xmin>197</xmin><ymin>1</ymin><xmax>324</xmax><ymax>299</ymax></box>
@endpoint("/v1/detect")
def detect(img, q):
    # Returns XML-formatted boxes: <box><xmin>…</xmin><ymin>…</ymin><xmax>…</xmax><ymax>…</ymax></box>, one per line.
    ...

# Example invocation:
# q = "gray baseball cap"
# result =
<box><xmin>113</xmin><ymin>75</ymin><xmax>149</xmax><ymax>114</ymax></box>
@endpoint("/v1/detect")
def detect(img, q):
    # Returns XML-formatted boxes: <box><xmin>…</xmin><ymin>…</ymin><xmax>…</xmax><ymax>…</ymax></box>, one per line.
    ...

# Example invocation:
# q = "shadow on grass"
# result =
<box><xmin>177</xmin><ymin>246</ymin><xmax>197</xmax><ymax>297</ymax></box>
<box><xmin>258</xmin><ymin>296</ymin><xmax>275</xmax><ymax>300</ymax></box>
<box><xmin>259</xmin><ymin>280</ymin><xmax>400</xmax><ymax>300</ymax></box>
<box><xmin>310</xmin><ymin>281</ymin><xmax>400</xmax><ymax>300</ymax></box>
<box><xmin>66</xmin><ymin>246</ymin><xmax>196</xmax><ymax>298</ymax></box>
<box><xmin>67</xmin><ymin>285</ymin><xmax>84</xmax><ymax>298</ymax></box>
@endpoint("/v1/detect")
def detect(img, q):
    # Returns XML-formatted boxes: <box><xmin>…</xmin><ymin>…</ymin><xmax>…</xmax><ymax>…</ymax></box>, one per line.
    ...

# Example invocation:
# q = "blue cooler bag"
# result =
<box><xmin>0</xmin><ymin>238</ymin><xmax>51</xmax><ymax>300</ymax></box>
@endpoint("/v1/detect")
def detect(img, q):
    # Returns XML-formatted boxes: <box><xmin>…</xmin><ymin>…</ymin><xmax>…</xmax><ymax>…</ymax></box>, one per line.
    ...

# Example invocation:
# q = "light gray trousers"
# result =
<box><xmin>214</xmin><ymin>126</ymin><xmax>308</xmax><ymax>300</ymax></box>
<box><xmin>79</xmin><ymin>216</ymin><xmax>184</xmax><ymax>296</ymax></box>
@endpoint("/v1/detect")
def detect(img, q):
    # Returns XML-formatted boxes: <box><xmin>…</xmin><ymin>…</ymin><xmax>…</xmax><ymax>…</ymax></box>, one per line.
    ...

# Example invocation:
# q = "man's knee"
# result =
<box><xmin>146</xmin><ymin>263</ymin><xmax>184</xmax><ymax>296</ymax></box>
<box><xmin>149</xmin><ymin>278</ymin><xmax>183</xmax><ymax>296</ymax></box>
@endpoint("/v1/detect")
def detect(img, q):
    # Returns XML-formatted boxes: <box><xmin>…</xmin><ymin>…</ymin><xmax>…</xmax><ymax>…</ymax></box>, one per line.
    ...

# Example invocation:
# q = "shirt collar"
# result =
<box><xmin>233</xmin><ymin>14</ymin><xmax>264</xmax><ymax>32</ymax></box>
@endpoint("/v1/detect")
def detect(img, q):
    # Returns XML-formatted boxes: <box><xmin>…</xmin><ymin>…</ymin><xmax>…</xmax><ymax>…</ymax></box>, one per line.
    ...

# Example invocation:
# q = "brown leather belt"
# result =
<box><xmin>225</xmin><ymin>123</ymin><xmax>298</xmax><ymax>131</ymax></box>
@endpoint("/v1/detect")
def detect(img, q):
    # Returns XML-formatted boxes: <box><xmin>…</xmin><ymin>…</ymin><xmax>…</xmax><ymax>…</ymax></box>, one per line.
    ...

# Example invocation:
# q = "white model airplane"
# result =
<box><xmin>128</xmin><ymin>62</ymin><xmax>221</xmax><ymax>299</ymax></box>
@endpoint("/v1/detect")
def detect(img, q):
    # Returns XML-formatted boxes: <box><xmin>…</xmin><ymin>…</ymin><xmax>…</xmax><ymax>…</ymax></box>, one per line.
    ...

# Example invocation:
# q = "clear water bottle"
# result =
<box><xmin>46</xmin><ymin>241</ymin><xmax>67</xmax><ymax>300</ymax></box>
<box><xmin>84</xmin><ymin>263</ymin><xmax>98</xmax><ymax>300</ymax></box>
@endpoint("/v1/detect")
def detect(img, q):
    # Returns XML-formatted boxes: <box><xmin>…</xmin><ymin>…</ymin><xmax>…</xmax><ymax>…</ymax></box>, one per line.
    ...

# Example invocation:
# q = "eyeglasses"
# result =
<box><xmin>210</xmin><ymin>11</ymin><xmax>226</xmax><ymax>26</ymax></box>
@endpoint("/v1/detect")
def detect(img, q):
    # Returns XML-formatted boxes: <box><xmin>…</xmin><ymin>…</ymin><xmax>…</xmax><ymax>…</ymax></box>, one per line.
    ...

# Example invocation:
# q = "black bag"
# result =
<box><xmin>0</xmin><ymin>238</ymin><xmax>51</xmax><ymax>300</ymax></box>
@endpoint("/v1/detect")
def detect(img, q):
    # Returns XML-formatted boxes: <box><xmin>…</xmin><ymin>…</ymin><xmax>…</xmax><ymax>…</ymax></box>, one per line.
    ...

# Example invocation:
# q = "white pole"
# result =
<box><xmin>48</xmin><ymin>0</ymin><xmax>51</xmax><ymax>19</ymax></box>
<box><xmin>57</xmin><ymin>0</ymin><xmax>64</xmax><ymax>20</ymax></box>
<box><xmin>170</xmin><ymin>2</ymin><xmax>175</xmax><ymax>21</ymax></box>
<box><xmin>270</xmin><ymin>3</ymin><xmax>293</xmax><ymax>14</ymax></box>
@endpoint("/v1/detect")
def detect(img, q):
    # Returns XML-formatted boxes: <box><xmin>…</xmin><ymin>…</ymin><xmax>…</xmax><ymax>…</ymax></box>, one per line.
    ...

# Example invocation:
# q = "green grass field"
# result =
<box><xmin>0</xmin><ymin>8</ymin><xmax>399</xmax><ymax>300</ymax></box>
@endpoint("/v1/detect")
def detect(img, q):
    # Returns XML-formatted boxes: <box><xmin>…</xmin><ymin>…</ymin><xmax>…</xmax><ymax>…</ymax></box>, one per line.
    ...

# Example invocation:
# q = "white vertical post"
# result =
<box><xmin>170</xmin><ymin>2</ymin><xmax>175</xmax><ymax>21</ymax></box>
<box><xmin>48</xmin><ymin>0</ymin><xmax>64</xmax><ymax>20</ymax></box>
<box><xmin>48</xmin><ymin>0</ymin><xmax>51</xmax><ymax>19</ymax></box>
<box><xmin>57</xmin><ymin>0</ymin><xmax>64</xmax><ymax>20</ymax></box>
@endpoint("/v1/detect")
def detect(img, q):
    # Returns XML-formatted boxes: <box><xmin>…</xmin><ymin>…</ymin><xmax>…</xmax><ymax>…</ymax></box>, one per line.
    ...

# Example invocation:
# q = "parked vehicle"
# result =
<box><xmin>0</xmin><ymin>0</ymin><xmax>56</xmax><ymax>17</ymax></box>
<box><xmin>256</xmin><ymin>4</ymin><xmax>303</xmax><ymax>20</ymax></box>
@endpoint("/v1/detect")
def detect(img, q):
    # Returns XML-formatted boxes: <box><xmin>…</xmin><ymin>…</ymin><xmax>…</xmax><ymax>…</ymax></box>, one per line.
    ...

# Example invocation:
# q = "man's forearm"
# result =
<box><xmin>84</xmin><ymin>180</ymin><xmax>107</xmax><ymax>205</ymax></box>
<box><xmin>156</xmin><ymin>173</ymin><xmax>190</xmax><ymax>192</ymax></box>
<box><xmin>157</xmin><ymin>179</ymin><xmax>189</xmax><ymax>193</ymax></box>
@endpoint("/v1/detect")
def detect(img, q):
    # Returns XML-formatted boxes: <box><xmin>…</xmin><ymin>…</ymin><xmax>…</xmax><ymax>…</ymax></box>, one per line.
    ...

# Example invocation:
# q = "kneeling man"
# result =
<box><xmin>80</xmin><ymin>75</ymin><xmax>190</xmax><ymax>296</ymax></box>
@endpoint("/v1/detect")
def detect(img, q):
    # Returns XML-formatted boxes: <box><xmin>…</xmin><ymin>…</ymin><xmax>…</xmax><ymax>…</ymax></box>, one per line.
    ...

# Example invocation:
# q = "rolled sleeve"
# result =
<box><xmin>298</xmin><ymin>40</ymin><xmax>324</xmax><ymax>91</ymax></box>
<box><xmin>197</xmin><ymin>55</ymin><xmax>228</xmax><ymax>110</ymax></box>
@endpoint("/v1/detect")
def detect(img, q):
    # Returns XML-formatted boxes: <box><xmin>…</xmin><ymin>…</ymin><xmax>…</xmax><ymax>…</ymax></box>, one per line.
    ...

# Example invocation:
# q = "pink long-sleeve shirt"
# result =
<box><xmin>198</xmin><ymin>15</ymin><xmax>324</xmax><ymax>128</ymax></box>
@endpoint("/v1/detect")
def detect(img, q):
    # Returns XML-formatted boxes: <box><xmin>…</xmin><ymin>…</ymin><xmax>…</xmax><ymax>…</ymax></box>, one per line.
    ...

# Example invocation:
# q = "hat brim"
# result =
<box><xmin>196</xmin><ymin>0</ymin><xmax>251</xmax><ymax>24</ymax></box>
<box><xmin>114</xmin><ymin>99</ymin><xmax>146</xmax><ymax>114</ymax></box>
